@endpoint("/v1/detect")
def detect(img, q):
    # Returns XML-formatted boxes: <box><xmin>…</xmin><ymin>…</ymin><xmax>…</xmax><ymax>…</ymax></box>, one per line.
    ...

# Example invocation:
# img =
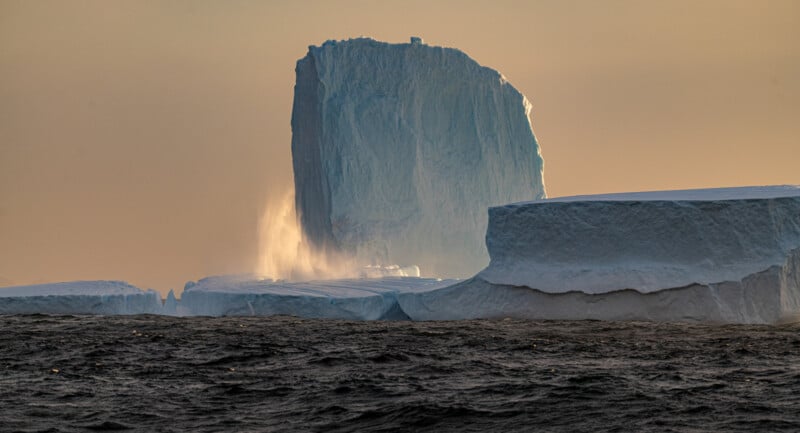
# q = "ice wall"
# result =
<box><xmin>291</xmin><ymin>37</ymin><xmax>545</xmax><ymax>278</ymax></box>
<box><xmin>392</xmin><ymin>186</ymin><xmax>800</xmax><ymax>324</ymax></box>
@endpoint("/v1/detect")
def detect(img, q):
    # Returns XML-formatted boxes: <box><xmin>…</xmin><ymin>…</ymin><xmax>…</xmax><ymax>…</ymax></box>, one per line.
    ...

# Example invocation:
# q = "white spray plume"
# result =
<box><xmin>257</xmin><ymin>189</ymin><xmax>356</xmax><ymax>281</ymax></box>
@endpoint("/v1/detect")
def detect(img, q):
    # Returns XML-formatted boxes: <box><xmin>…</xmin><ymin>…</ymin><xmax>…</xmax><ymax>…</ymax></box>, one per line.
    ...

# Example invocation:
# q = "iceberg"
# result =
<box><xmin>0</xmin><ymin>281</ymin><xmax>163</xmax><ymax>315</ymax></box>
<box><xmin>400</xmin><ymin>186</ymin><xmax>800</xmax><ymax>324</ymax></box>
<box><xmin>178</xmin><ymin>275</ymin><xmax>455</xmax><ymax>319</ymax></box>
<box><xmin>291</xmin><ymin>37</ymin><xmax>545</xmax><ymax>278</ymax></box>
<box><xmin>2</xmin><ymin>33</ymin><xmax>795</xmax><ymax>325</ymax></box>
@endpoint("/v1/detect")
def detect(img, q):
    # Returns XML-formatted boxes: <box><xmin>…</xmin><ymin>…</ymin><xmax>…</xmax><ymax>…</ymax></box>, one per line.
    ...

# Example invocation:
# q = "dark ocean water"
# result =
<box><xmin>1</xmin><ymin>315</ymin><xmax>799</xmax><ymax>433</ymax></box>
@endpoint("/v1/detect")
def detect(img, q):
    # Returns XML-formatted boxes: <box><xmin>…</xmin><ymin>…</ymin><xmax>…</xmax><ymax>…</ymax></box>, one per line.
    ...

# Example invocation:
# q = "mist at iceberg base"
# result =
<box><xmin>256</xmin><ymin>189</ymin><xmax>420</xmax><ymax>281</ymax></box>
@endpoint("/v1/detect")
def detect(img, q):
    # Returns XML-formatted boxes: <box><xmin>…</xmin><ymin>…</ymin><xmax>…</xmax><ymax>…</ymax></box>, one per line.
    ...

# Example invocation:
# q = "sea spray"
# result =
<box><xmin>257</xmin><ymin>189</ymin><xmax>356</xmax><ymax>281</ymax></box>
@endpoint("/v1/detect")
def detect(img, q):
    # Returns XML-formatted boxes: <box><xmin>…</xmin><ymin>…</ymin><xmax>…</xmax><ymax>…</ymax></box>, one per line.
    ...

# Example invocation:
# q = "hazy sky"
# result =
<box><xmin>1</xmin><ymin>0</ymin><xmax>798</xmax><ymax>293</ymax></box>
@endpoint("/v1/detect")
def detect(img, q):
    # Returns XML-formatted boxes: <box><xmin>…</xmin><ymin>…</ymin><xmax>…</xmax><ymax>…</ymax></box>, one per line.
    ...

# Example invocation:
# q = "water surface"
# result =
<box><xmin>1</xmin><ymin>315</ymin><xmax>799</xmax><ymax>432</ymax></box>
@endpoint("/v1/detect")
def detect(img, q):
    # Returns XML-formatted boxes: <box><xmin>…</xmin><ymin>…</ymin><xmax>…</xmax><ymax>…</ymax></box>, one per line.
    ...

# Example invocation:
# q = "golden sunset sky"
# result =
<box><xmin>1</xmin><ymin>0</ymin><xmax>798</xmax><ymax>293</ymax></box>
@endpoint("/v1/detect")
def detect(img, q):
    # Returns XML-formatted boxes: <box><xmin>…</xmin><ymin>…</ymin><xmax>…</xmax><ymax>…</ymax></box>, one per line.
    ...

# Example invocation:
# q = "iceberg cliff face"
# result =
<box><xmin>291</xmin><ymin>38</ymin><xmax>545</xmax><ymax>278</ymax></box>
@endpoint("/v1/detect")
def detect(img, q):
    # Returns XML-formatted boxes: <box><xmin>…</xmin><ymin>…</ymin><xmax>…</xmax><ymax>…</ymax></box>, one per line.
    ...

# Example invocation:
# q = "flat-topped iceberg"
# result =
<box><xmin>291</xmin><ymin>37</ymin><xmax>545</xmax><ymax>278</ymax></box>
<box><xmin>179</xmin><ymin>275</ymin><xmax>455</xmax><ymax>319</ymax></box>
<box><xmin>401</xmin><ymin>186</ymin><xmax>800</xmax><ymax>324</ymax></box>
<box><xmin>0</xmin><ymin>281</ymin><xmax>163</xmax><ymax>315</ymax></box>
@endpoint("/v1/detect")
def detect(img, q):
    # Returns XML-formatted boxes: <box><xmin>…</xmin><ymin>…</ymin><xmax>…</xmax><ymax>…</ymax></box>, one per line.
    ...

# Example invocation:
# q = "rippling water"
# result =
<box><xmin>1</xmin><ymin>315</ymin><xmax>799</xmax><ymax>432</ymax></box>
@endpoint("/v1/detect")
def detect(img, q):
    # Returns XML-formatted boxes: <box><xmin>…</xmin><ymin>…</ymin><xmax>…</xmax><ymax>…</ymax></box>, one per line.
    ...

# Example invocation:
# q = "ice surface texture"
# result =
<box><xmin>291</xmin><ymin>38</ymin><xmax>545</xmax><ymax>278</ymax></box>
<box><xmin>481</xmin><ymin>186</ymin><xmax>800</xmax><ymax>294</ymax></box>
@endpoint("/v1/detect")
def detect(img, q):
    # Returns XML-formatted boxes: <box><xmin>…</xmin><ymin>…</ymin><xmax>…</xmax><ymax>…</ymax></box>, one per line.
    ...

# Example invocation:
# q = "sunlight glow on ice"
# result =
<box><xmin>257</xmin><ymin>189</ymin><xmax>355</xmax><ymax>281</ymax></box>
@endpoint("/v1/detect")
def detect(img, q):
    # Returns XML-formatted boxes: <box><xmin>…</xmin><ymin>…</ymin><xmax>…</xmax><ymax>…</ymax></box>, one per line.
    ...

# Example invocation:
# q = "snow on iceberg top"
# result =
<box><xmin>0</xmin><ymin>280</ymin><xmax>148</xmax><ymax>297</ymax></box>
<box><xmin>515</xmin><ymin>185</ymin><xmax>800</xmax><ymax>205</ymax></box>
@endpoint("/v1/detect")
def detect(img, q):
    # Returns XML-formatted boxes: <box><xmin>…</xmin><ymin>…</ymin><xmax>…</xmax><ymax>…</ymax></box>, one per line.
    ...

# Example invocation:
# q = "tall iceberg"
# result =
<box><xmin>291</xmin><ymin>37</ymin><xmax>545</xmax><ymax>278</ymax></box>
